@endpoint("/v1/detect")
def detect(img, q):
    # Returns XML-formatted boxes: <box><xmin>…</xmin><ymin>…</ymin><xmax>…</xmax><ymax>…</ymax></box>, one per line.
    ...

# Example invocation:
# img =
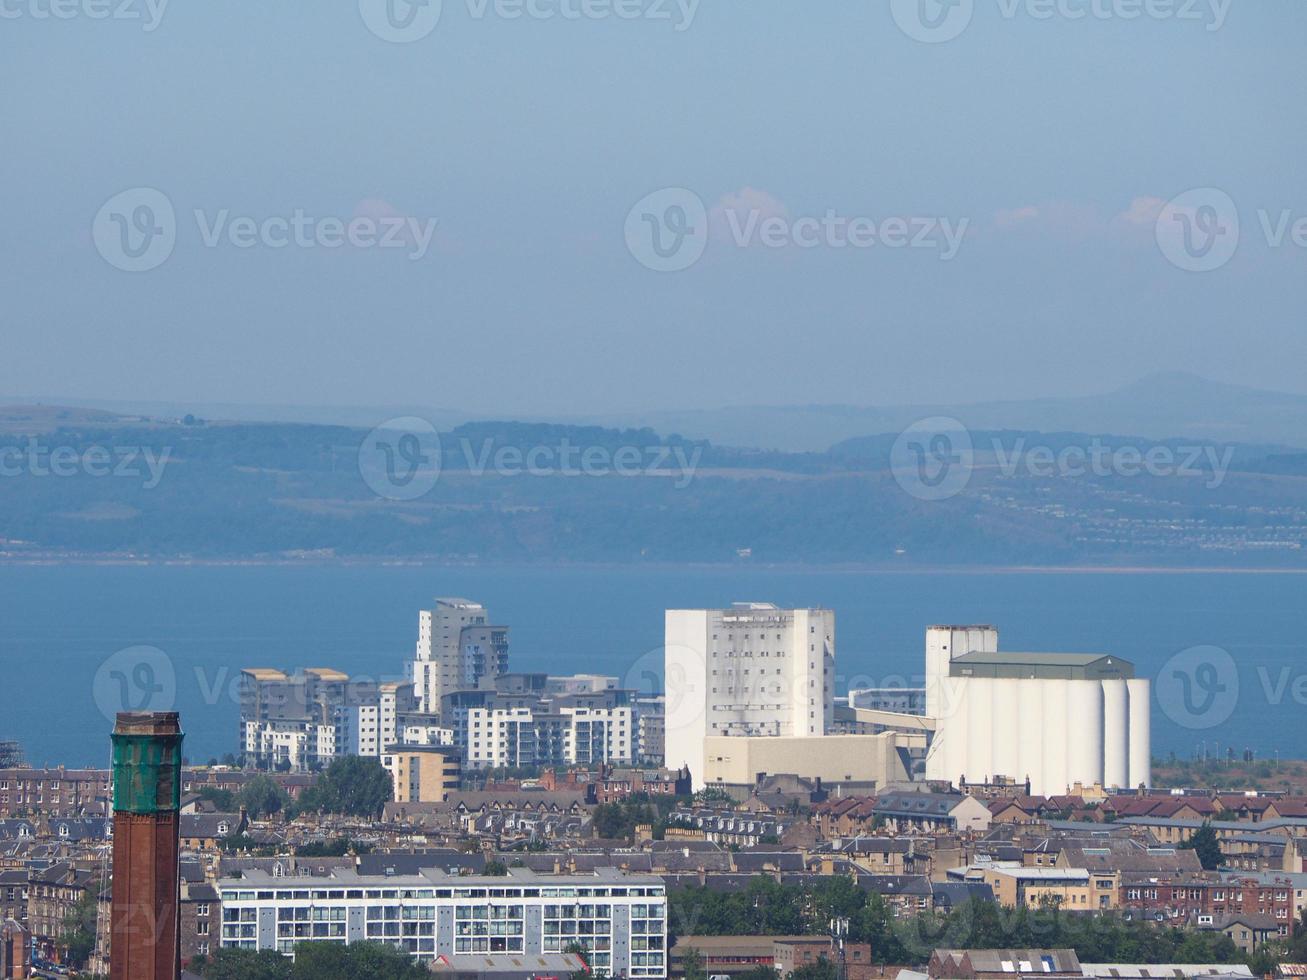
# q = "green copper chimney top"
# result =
<box><xmin>111</xmin><ymin>712</ymin><xmax>184</xmax><ymax>815</ymax></box>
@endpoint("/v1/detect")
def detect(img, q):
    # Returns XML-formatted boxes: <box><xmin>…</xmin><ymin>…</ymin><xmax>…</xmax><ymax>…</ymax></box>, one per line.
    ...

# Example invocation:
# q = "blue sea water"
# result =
<box><xmin>0</xmin><ymin>563</ymin><xmax>1302</xmax><ymax>769</ymax></box>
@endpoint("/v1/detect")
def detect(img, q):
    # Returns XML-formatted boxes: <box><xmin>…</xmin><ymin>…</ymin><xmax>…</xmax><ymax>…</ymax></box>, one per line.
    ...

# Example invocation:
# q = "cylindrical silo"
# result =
<box><xmin>1068</xmin><ymin>680</ymin><xmax>1105</xmax><ymax>791</ymax></box>
<box><xmin>1041</xmin><ymin>679</ymin><xmax>1070</xmax><ymax>797</ymax></box>
<box><xmin>1102</xmin><ymin>679</ymin><xmax>1129</xmax><ymax>790</ymax></box>
<box><xmin>993</xmin><ymin>678</ymin><xmax>1021</xmax><ymax>784</ymax></box>
<box><xmin>966</xmin><ymin>676</ymin><xmax>994</xmax><ymax>783</ymax></box>
<box><xmin>1127</xmin><ymin>678</ymin><xmax>1152</xmax><ymax>789</ymax></box>
<box><xmin>1017</xmin><ymin>679</ymin><xmax>1045</xmax><ymax>795</ymax></box>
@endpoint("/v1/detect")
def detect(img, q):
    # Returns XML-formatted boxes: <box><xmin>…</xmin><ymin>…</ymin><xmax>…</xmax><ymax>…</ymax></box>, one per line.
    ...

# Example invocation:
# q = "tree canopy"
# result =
<box><xmin>292</xmin><ymin>757</ymin><xmax>392</xmax><ymax>819</ymax></box>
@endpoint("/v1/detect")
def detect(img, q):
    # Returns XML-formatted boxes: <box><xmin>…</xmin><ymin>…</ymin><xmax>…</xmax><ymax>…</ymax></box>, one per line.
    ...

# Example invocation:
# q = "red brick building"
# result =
<box><xmin>1119</xmin><ymin>872</ymin><xmax>1296</xmax><ymax>938</ymax></box>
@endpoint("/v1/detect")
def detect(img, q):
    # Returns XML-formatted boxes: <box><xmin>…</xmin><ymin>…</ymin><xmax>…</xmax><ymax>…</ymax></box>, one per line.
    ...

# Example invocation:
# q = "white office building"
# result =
<box><xmin>664</xmin><ymin>603</ymin><xmax>835</xmax><ymax>789</ymax></box>
<box><xmin>924</xmin><ymin>625</ymin><xmax>1151</xmax><ymax>796</ymax></box>
<box><xmin>219</xmin><ymin>867</ymin><xmax>667</xmax><ymax>977</ymax></box>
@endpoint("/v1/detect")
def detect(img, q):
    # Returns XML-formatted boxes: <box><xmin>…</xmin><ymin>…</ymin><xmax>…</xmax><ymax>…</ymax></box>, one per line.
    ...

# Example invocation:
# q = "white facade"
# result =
<box><xmin>244</xmin><ymin>719</ymin><xmax>336</xmax><ymax>771</ymax></box>
<box><xmin>410</xmin><ymin>598</ymin><xmax>507</xmax><ymax>713</ymax></box>
<box><xmin>463</xmin><ymin>704</ymin><xmax>635</xmax><ymax>770</ymax></box>
<box><xmin>401</xmin><ymin>721</ymin><xmax>456</xmax><ymax>747</ymax></box>
<box><xmin>665</xmin><ymin>603</ymin><xmax>835</xmax><ymax>790</ymax></box>
<box><xmin>561</xmin><ymin>705</ymin><xmax>634</xmax><ymax>765</ymax></box>
<box><xmin>924</xmin><ymin>626</ymin><xmax>1151</xmax><ymax>796</ymax></box>
<box><xmin>219</xmin><ymin>868</ymin><xmax>667</xmax><ymax>977</ymax></box>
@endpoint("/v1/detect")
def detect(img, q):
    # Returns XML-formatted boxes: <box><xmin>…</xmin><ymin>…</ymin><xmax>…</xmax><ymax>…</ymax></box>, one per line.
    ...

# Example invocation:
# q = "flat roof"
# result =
<box><xmin>950</xmin><ymin>651</ymin><xmax>1134</xmax><ymax>680</ymax></box>
<box><xmin>219</xmin><ymin>867</ymin><xmax>663</xmax><ymax>889</ymax></box>
<box><xmin>953</xmin><ymin>652</ymin><xmax>1126</xmax><ymax>667</ymax></box>
<box><xmin>241</xmin><ymin>668</ymin><xmax>288</xmax><ymax>681</ymax></box>
<box><xmin>304</xmin><ymin>668</ymin><xmax>350</xmax><ymax>681</ymax></box>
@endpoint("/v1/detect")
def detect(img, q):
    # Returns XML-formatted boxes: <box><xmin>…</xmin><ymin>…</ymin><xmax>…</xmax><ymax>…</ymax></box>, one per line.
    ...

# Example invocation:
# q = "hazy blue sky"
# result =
<box><xmin>2</xmin><ymin>1</ymin><xmax>1304</xmax><ymax>417</ymax></box>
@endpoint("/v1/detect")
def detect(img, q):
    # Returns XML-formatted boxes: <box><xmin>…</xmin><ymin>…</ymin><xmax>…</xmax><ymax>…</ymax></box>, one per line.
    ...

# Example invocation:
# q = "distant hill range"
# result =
<box><xmin>616</xmin><ymin>373</ymin><xmax>1307</xmax><ymax>452</ymax></box>
<box><xmin>11</xmin><ymin>373</ymin><xmax>1307</xmax><ymax>453</ymax></box>
<box><xmin>1</xmin><ymin>401</ymin><xmax>1306</xmax><ymax>566</ymax></box>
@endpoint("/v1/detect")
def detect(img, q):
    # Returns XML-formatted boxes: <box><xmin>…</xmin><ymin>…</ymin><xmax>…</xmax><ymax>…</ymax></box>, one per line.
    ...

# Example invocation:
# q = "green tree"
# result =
<box><xmin>290</xmin><ymin>941</ymin><xmax>429</xmax><ymax>979</ymax></box>
<box><xmin>1179</xmin><ymin>823</ymin><xmax>1224</xmax><ymax>870</ymax></box>
<box><xmin>483</xmin><ymin>859</ymin><xmax>509</xmax><ymax>876</ymax></box>
<box><xmin>240</xmin><ymin>774</ymin><xmax>290</xmax><ymax>819</ymax></box>
<box><xmin>793</xmin><ymin>957</ymin><xmax>839</xmax><ymax>980</ymax></box>
<box><xmin>58</xmin><ymin>888</ymin><xmax>99</xmax><ymax>969</ymax></box>
<box><xmin>680</xmin><ymin>946</ymin><xmax>707</xmax><ymax>980</ymax></box>
<box><xmin>196</xmin><ymin>947</ymin><xmax>293</xmax><ymax>980</ymax></box>
<box><xmin>197</xmin><ymin>786</ymin><xmax>237</xmax><ymax>811</ymax></box>
<box><xmin>294</xmin><ymin>757</ymin><xmax>392</xmax><ymax>819</ymax></box>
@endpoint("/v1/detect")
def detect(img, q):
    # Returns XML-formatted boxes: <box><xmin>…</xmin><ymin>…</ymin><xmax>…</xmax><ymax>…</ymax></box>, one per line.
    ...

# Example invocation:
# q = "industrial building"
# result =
<box><xmin>664</xmin><ymin>603</ymin><xmax>835</xmax><ymax>790</ymax></box>
<box><xmin>924</xmin><ymin>626</ymin><xmax>1151</xmax><ymax>796</ymax></box>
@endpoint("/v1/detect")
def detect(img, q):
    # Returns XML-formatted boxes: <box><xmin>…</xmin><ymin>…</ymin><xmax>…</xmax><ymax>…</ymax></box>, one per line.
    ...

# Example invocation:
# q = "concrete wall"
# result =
<box><xmin>699</xmin><ymin>732</ymin><xmax>921</xmax><ymax>790</ymax></box>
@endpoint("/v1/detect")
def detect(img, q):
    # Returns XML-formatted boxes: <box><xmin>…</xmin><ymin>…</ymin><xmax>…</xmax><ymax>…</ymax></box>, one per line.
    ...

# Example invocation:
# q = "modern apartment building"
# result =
<box><xmin>664</xmin><ymin>603</ymin><xmax>835</xmax><ymax>788</ymax></box>
<box><xmin>218</xmin><ymin>867</ymin><xmax>667</xmax><ymax>977</ymax></box>
<box><xmin>240</xmin><ymin>668</ymin><xmax>379</xmax><ymax>771</ymax></box>
<box><xmin>411</xmin><ymin>598</ymin><xmax>510</xmax><ymax>713</ymax></box>
<box><xmin>381</xmin><ymin>744</ymin><xmax>462</xmax><ymax>803</ymax></box>
<box><xmin>458</xmin><ymin>690</ymin><xmax>636</xmax><ymax>771</ymax></box>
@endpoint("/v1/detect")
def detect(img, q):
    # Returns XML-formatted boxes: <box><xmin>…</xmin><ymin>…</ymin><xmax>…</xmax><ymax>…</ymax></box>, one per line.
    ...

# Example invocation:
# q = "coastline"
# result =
<box><xmin>2</xmin><ymin>555</ymin><xmax>1307</xmax><ymax>575</ymax></box>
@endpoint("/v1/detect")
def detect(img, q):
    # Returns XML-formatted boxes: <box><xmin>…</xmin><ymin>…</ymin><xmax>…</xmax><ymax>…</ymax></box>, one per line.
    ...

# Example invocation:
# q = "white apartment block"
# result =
<box><xmin>665</xmin><ymin>603</ymin><xmax>835</xmax><ymax>789</ymax></box>
<box><xmin>463</xmin><ymin>704</ymin><xmax>635</xmax><ymax>770</ymax></box>
<box><xmin>219</xmin><ymin>867</ymin><xmax>667</xmax><ymax>976</ymax></box>
<box><xmin>401</xmin><ymin>721</ymin><xmax>456</xmax><ymax>747</ymax></box>
<box><xmin>411</xmin><ymin>598</ymin><xmax>510</xmax><ymax>713</ymax></box>
<box><xmin>243</xmin><ymin>719</ymin><xmax>337</xmax><ymax>772</ymax></box>
<box><xmin>337</xmin><ymin>705</ymin><xmax>382</xmax><ymax>758</ymax></box>
<box><xmin>562</xmin><ymin>706</ymin><xmax>634</xmax><ymax>766</ymax></box>
<box><xmin>467</xmin><ymin>707</ymin><xmax>539</xmax><ymax>769</ymax></box>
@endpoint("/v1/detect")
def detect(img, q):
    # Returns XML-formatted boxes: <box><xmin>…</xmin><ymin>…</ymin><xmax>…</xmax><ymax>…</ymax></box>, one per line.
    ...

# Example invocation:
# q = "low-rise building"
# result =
<box><xmin>874</xmin><ymin>791</ymin><xmax>992</xmax><ymax>834</ymax></box>
<box><xmin>218</xmin><ymin>867</ymin><xmax>667</xmax><ymax>977</ymax></box>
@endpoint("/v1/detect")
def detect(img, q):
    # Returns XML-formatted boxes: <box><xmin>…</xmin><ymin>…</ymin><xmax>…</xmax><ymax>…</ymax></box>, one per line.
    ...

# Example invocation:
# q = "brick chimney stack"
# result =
<box><xmin>110</xmin><ymin>712</ymin><xmax>183</xmax><ymax>980</ymax></box>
